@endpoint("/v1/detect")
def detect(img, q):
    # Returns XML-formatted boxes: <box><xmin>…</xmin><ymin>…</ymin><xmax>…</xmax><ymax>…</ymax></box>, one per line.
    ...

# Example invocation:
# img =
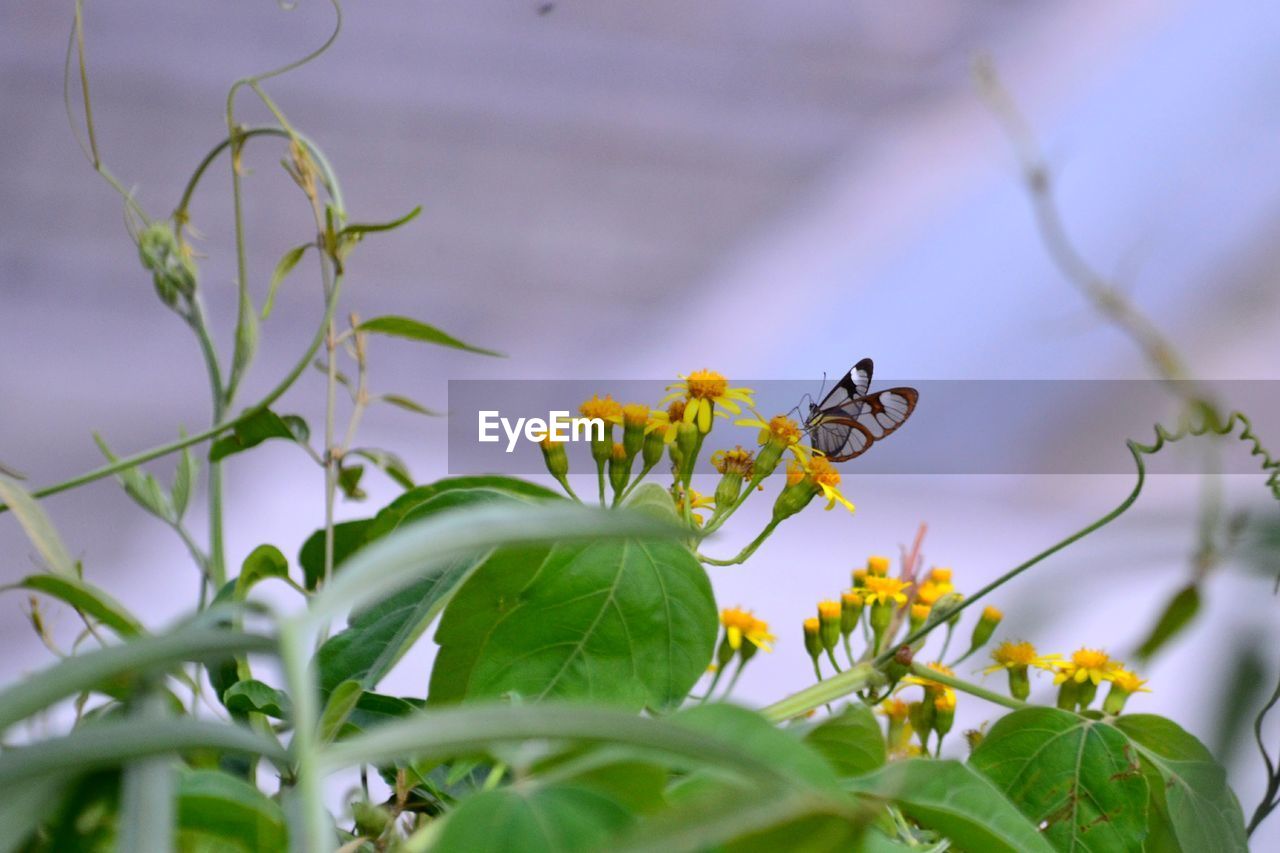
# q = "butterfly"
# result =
<box><xmin>803</xmin><ymin>358</ymin><xmax>918</xmax><ymax>462</ymax></box>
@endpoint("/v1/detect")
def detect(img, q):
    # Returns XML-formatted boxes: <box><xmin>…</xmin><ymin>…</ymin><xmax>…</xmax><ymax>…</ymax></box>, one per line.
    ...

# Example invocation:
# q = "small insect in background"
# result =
<box><xmin>803</xmin><ymin>358</ymin><xmax>918</xmax><ymax>462</ymax></box>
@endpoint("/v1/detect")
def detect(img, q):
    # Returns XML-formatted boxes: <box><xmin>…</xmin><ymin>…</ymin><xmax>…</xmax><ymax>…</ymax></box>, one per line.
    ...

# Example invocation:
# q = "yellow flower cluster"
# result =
<box><xmin>982</xmin><ymin>640</ymin><xmax>1149</xmax><ymax>712</ymax></box>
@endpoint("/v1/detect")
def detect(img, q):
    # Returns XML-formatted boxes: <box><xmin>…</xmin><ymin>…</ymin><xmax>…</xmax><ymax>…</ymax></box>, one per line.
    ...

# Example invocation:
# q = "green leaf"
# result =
<box><xmin>1113</xmin><ymin>714</ymin><xmax>1247</xmax><ymax>852</ymax></box>
<box><xmin>433</xmin><ymin>784</ymin><xmax>632</xmax><ymax>853</ymax></box>
<box><xmin>235</xmin><ymin>544</ymin><xmax>289</xmax><ymax>598</ymax></box>
<box><xmin>0</xmin><ymin>774</ymin><xmax>66</xmax><ymax>853</ymax></box>
<box><xmin>379</xmin><ymin>393</ymin><xmax>441</xmax><ymax>417</ymax></box>
<box><xmin>623</xmin><ymin>483</ymin><xmax>680</xmax><ymax>521</ymax></box>
<box><xmin>0</xmin><ymin>627</ymin><xmax>273</xmax><ymax>733</ymax></box>
<box><xmin>802</xmin><ymin>702</ymin><xmax>886</xmax><ymax>778</ymax></box>
<box><xmin>0</xmin><ymin>472</ymin><xmax>78</xmax><ymax>576</ymax></box>
<box><xmin>339</xmin><ymin>204</ymin><xmax>422</xmax><ymax>236</ymax></box>
<box><xmin>337</xmin><ymin>463</ymin><xmax>366</xmax><ymax>500</ymax></box>
<box><xmin>677</xmin><ymin>704</ymin><xmax>841</xmax><ymax>791</ymax></box>
<box><xmin>170</xmin><ymin>440</ymin><xmax>199</xmax><ymax>520</ymax></box>
<box><xmin>209</xmin><ymin>408</ymin><xmax>310</xmax><ymax>462</ymax></box>
<box><xmin>315</xmin><ymin>480</ymin><xmax>562</xmax><ymax>693</ymax></box>
<box><xmin>0</xmin><ymin>719</ymin><xmax>286</xmax><ymax>788</ymax></box>
<box><xmin>319</xmin><ymin>680</ymin><xmax>364</xmax><ymax>743</ymax></box>
<box><xmin>223</xmin><ymin>680</ymin><xmax>290</xmax><ymax>719</ymax></box>
<box><xmin>177</xmin><ymin>769</ymin><xmax>287</xmax><ymax>852</ymax></box>
<box><xmin>299</xmin><ymin>519</ymin><xmax>373</xmax><ymax>591</ymax></box>
<box><xmin>94</xmin><ymin>433</ymin><xmax>175</xmax><ymax>523</ymax></box>
<box><xmin>5</xmin><ymin>573</ymin><xmax>144</xmax><ymax>637</ymax></box>
<box><xmin>1135</xmin><ymin>584</ymin><xmax>1201</xmax><ymax>661</ymax></box>
<box><xmin>349</xmin><ymin>448</ymin><xmax>414</xmax><ymax>489</ymax></box>
<box><xmin>429</xmin><ymin>536</ymin><xmax>717</xmax><ymax>712</ymax></box>
<box><xmin>357</xmin><ymin>315</ymin><xmax>503</xmax><ymax>357</ymax></box>
<box><xmin>846</xmin><ymin>759</ymin><xmax>1054</xmax><ymax>853</ymax></box>
<box><xmin>969</xmin><ymin>707</ymin><xmax>1149</xmax><ymax>852</ymax></box>
<box><xmin>261</xmin><ymin>242</ymin><xmax>311</xmax><ymax>320</ymax></box>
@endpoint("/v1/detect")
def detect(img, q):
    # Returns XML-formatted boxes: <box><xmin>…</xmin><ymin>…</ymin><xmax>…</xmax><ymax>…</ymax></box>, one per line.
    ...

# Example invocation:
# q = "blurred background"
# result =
<box><xmin>2</xmin><ymin>0</ymin><xmax>1279</xmax><ymax>842</ymax></box>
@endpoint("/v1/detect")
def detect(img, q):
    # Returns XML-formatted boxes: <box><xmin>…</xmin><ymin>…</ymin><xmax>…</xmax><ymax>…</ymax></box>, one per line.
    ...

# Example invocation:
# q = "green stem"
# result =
<box><xmin>763</xmin><ymin>663</ymin><xmax>881</xmax><ymax>723</ymax></box>
<box><xmin>906</xmin><ymin>661</ymin><xmax>1025</xmax><ymax>711</ymax></box>
<box><xmin>721</xmin><ymin>659</ymin><xmax>748</xmax><ymax>700</ymax></box>
<box><xmin>698</xmin><ymin>519</ymin><xmax>779</xmax><ymax>566</ymax></box>
<box><xmin>825</xmin><ymin>648</ymin><xmax>843</xmax><ymax>674</ymax></box>
<box><xmin>278</xmin><ymin>620</ymin><xmax>328</xmax><ymax>853</ymax></box>
<box><xmin>0</xmin><ymin>275</ymin><xmax>344</xmax><ymax>515</ymax></box>
<box><xmin>614</xmin><ymin>461</ymin><xmax>657</xmax><ymax>505</ymax></box>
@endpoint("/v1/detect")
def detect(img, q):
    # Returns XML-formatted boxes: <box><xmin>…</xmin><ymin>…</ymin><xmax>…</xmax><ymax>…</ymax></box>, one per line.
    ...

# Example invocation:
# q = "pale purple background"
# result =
<box><xmin>3</xmin><ymin>0</ymin><xmax>1280</xmax><ymax>842</ymax></box>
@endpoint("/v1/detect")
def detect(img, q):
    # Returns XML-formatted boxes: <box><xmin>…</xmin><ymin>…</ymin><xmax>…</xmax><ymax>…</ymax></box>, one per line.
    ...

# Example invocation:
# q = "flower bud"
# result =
<box><xmin>851</xmin><ymin>568</ymin><xmax>867</xmax><ymax>589</ymax></box>
<box><xmin>817</xmin><ymin>601</ymin><xmax>841</xmax><ymax>651</ymax></box>
<box><xmin>642</xmin><ymin>428</ymin><xmax>665</xmax><ymax>469</ymax></box>
<box><xmin>1076</xmin><ymin>679</ymin><xmax>1099</xmax><ymax>710</ymax></box>
<box><xmin>908</xmin><ymin>700</ymin><xmax>935</xmax><ymax>749</ymax></box>
<box><xmin>933</xmin><ymin>690</ymin><xmax>956</xmax><ymax>739</ymax></box>
<box><xmin>970</xmin><ymin>605</ymin><xmax>1002</xmax><ymax>652</ymax></box>
<box><xmin>840</xmin><ymin>591</ymin><xmax>864</xmax><ymax>635</ymax></box>
<box><xmin>869</xmin><ymin>601</ymin><xmax>894</xmax><ymax>651</ymax></box>
<box><xmin>608</xmin><ymin>442</ymin><xmax>630</xmax><ymax>495</ymax></box>
<box><xmin>1056</xmin><ymin>679</ymin><xmax>1080</xmax><ymax>711</ymax></box>
<box><xmin>867</xmin><ymin>555</ymin><xmax>890</xmax><ymax>577</ymax></box>
<box><xmin>539</xmin><ymin>437</ymin><xmax>568</xmax><ymax>480</ymax></box>
<box><xmin>909</xmin><ymin>603</ymin><xmax>931</xmax><ymax>632</ymax></box>
<box><xmin>138</xmin><ymin>222</ymin><xmax>198</xmax><ymax>312</ymax></box>
<box><xmin>802</xmin><ymin>617</ymin><xmax>822</xmax><ymax>660</ymax></box>
<box><xmin>621</xmin><ymin>404</ymin><xmax>648</xmax><ymax>458</ymax></box>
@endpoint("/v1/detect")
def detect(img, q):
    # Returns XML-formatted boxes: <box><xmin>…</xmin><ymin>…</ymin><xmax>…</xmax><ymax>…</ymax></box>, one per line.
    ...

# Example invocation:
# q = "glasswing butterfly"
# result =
<box><xmin>803</xmin><ymin>358</ymin><xmax>918</xmax><ymax>462</ymax></box>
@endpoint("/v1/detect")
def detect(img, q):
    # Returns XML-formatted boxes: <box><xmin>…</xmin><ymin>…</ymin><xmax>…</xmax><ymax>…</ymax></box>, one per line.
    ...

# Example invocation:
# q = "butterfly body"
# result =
<box><xmin>803</xmin><ymin>358</ymin><xmax>918</xmax><ymax>462</ymax></box>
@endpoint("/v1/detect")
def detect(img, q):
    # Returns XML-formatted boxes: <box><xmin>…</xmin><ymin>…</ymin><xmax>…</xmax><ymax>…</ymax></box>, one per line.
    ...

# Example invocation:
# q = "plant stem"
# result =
<box><xmin>698</xmin><ymin>519</ymin><xmax>779</xmax><ymax>567</ymax></box>
<box><xmin>762</xmin><ymin>663</ymin><xmax>881</xmax><ymax>723</ymax></box>
<box><xmin>907</xmin><ymin>661</ymin><xmax>1025</xmax><ymax>711</ymax></box>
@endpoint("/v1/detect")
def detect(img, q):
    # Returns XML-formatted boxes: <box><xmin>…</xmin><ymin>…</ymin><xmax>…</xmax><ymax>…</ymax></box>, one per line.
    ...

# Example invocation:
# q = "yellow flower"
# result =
<box><xmin>579</xmin><ymin>394</ymin><xmax>623</xmax><ymax>421</ymax></box>
<box><xmin>928</xmin><ymin>567</ymin><xmax>952</xmax><ymax>584</ymax></box>
<box><xmin>981</xmin><ymin>605</ymin><xmax>1002</xmax><ymax>622</ymax></box>
<box><xmin>899</xmin><ymin>662</ymin><xmax>958</xmax><ymax>710</ymax></box>
<box><xmin>862</xmin><ymin>576</ymin><xmax>910</xmax><ymax>607</ymax></box>
<box><xmin>675</xmin><ymin>488</ymin><xmax>714</xmax><ymax>526</ymax></box>
<box><xmin>914</xmin><ymin>581</ymin><xmax>949</xmax><ymax>607</ymax></box>
<box><xmin>785</xmin><ymin>460</ymin><xmax>805</xmax><ymax>487</ymax></box>
<box><xmin>878</xmin><ymin>698</ymin><xmax>910</xmax><ymax>721</ymax></box>
<box><xmin>909</xmin><ymin>602</ymin><xmax>931</xmax><ymax>627</ymax></box>
<box><xmin>867</xmin><ymin>555</ymin><xmax>891</xmax><ymax>577</ymax></box>
<box><xmin>711</xmin><ymin>446</ymin><xmax>755</xmax><ymax>478</ymax></box>
<box><xmin>1053</xmin><ymin>647</ymin><xmax>1119</xmax><ymax>685</ymax></box>
<box><xmin>804</xmin><ymin>456</ymin><xmax>855</xmax><ymax>513</ymax></box>
<box><xmin>1109</xmin><ymin>668</ymin><xmax>1150</xmax><ymax>695</ymax></box>
<box><xmin>646</xmin><ymin>402</ymin><xmax>686</xmax><ymax>445</ymax></box>
<box><xmin>736</xmin><ymin>413</ymin><xmax>813</xmax><ymax>463</ymax></box>
<box><xmin>662</xmin><ymin>370</ymin><xmax>753</xmax><ymax>433</ymax></box>
<box><xmin>720</xmin><ymin>607</ymin><xmax>776</xmax><ymax>653</ymax></box>
<box><xmin>618</xmin><ymin>403</ymin><xmax>650</xmax><ymax>428</ymax></box>
<box><xmin>983</xmin><ymin>640</ymin><xmax>1059</xmax><ymax>674</ymax></box>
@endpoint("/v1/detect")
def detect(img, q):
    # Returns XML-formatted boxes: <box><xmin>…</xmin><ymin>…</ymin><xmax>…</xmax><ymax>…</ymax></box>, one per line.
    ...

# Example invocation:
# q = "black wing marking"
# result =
<box><xmin>814</xmin><ymin>359</ymin><xmax>873</xmax><ymax>417</ymax></box>
<box><xmin>808</xmin><ymin>387</ymin><xmax>918</xmax><ymax>462</ymax></box>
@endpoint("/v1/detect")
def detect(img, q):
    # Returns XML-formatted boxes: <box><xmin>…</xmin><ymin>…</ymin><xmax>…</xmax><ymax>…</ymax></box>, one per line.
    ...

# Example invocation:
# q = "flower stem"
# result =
<box><xmin>698</xmin><ymin>519</ymin><xmax>779</xmax><ymax>566</ymax></box>
<box><xmin>907</xmin><ymin>661</ymin><xmax>1025</xmax><ymax>711</ymax></box>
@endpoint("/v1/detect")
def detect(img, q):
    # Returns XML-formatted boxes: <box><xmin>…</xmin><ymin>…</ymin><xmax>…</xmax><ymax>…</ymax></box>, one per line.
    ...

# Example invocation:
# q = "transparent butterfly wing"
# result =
<box><xmin>810</xmin><ymin>387</ymin><xmax>918</xmax><ymax>462</ymax></box>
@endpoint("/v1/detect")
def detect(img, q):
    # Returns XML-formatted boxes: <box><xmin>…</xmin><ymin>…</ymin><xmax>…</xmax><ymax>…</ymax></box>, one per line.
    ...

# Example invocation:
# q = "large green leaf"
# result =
<box><xmin>1112</xmin><ymin>714</ymin><xmax>1247</xmax><ymax>852</ymax></box>
<box><xmin>176</xmin><ymin>769</ymin><xmax>287</xmax><ymax>852</ymax></box>
<box><xmin>429</xmin><ymin>537</ymin><xmax>716</xmax><ymax>712</ymax></box>
<box><xmin>676</xmin><ymin>704</ymin><xmax>842</xmax><ymax>792</ymax></box>
<box><xmin>431</xmin><ymin>784</ymin><xmax>632</xmax><ymax>853</ymax></box>
<box><xmin>802</xmin><ymin>703</ymin><xmax>886</xmax><ymax>778</ymax></box>
<box><xmin>5</xmin><ymin>573</ymin><xmax>144</xmax><ymax>637</ymax></box>
<box><xmin>969</xmin><ymin>707</ymin><xmax>1148</xmax><ymax>852</ymax></box>
<box><xmin>313</xmin><ymin>479</ymin><xmax>561</xmax><ymax>694</ymax></box>
<box><xmin>846</xmin><ymin>759</ymin><xmax>1054</xmax><ymax>853</ymax></box>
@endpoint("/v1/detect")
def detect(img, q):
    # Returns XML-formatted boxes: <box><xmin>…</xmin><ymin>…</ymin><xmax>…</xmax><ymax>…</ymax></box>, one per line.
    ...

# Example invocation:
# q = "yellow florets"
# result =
<box><xmin>981</xmin><ymin>605</ymin><xmax>1003</xmax><ymax>622</ymax></box>
<box><xmin>862</xmin><ymin>576</ymin><xmax>911</xmax><ymax>607</ymax></box>
<box><xmin>928</xmin><ymin>567</ymin><xmax>952</xmax><ymax>584</ymax></box>
<box><xmin>879</xmin><ymin>698</ymin><xmax>910</xmax><ymax>720</ymax></box>
<box><xmin>764</xmin><ymin>415</ymin><xmax>802</xmax><ymax>446</ymax></box>
<box><xmin>988</xmin><ymin>640</ymin><xmax>1040</xmax><ymax>670</ymax></box>
<box><xmin>720</xmin><ymin>607</ymin><xmax>776</xmax><ymax>653</ymax></box>
<box><xmin>818</xmin><ymin>600</ymin><xmax>841</xmax><ymax>621</ymax></box>
<box><xmin>609</xmin><ymin>442</ymin><xmax>627</xmax><ymax>461</ymax></box>
<box><xmin>1110</xmin><ymin>668</ymin><xmax>1150</xmax><ymax>694</ymax></box>
<box><xmin>621</xmin><ymin>403</ymin><xmax>649</xmax><ymax>427</ymax></box>
<box><xmin>684</xmin><ymin>369</ymin><xmax>728</xmax><ymax>400</ymax></box>
<box><xmin>1054</xmin><ymin>647</ymin><xmax>1118</xmax><ymax>685</ymax></box>
<box><xmin>580</xmin><ymin>394</ymin><xmax>623</xmax><ymax>421</ymax></box>
<box><xmin>711</xmin><ymin>446</ymin><xmax>755</xmax><ymax>477</ymax></box>
<box><xmin>867</xmin><ymin>555</ymin><xmax>890</xmax><ymax>577</ymax></box>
